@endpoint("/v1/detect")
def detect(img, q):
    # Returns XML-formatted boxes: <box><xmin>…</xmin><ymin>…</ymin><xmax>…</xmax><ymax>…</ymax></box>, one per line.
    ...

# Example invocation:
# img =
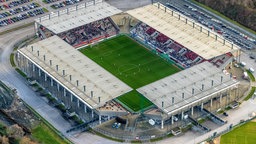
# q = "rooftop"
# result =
<box><xmin>127</xmin><ymin>3</ymin><xmax>239</xmax><ymax>60</ymax></box>
<box><xmin>137</xmin><ymin>61</ymin><xmax>239</xmax><ymax>115</ymax></box>
<box><xmin>35</xmin><ymin>0</ymin><xmax>122</xmax><ymax>34</ymax></box>
<box><xmin>18</xmin><ymin>36</ymin><xmax>132</xmax><ymax>109</ymax></box>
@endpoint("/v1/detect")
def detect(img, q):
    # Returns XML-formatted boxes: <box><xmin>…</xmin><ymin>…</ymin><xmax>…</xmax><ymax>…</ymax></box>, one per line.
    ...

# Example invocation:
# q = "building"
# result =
<box><xmin>34</xmin><ymin>0</ymin><xmax>121</xmax><ymax>48</ymax></box>
<box><xmin>15</xmin><ymin>0</ymin><xmax>245</xmax><ymax>139</ymax></box>
<box><xmin>138</xmin><ymin>61</ymin><xmax>239</xmax><ymax>129</ymax></box>
<box><xmin>17</xmin><ymin>36</ymin><xmax>132</xmax><ymax>123</ymax></box>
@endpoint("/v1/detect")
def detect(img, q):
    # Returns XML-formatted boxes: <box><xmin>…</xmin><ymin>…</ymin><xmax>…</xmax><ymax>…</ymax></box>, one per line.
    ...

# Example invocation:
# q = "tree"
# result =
<box><xmin>0</xmin><ymin>135</ymin><xmax>9</xmax><ymax>144</ymax></box>
<box><xmin>7</xmin><ymin>124</ymin><xmax>24</xmax><ymax>139</ymax></box>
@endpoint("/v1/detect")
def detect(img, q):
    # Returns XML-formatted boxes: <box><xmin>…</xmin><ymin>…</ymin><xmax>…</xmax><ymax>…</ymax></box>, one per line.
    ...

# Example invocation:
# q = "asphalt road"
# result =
<box><xmin>0</xmin><ymin>26</ymin><xmax>73</xmax><ymax>139</ymax></box>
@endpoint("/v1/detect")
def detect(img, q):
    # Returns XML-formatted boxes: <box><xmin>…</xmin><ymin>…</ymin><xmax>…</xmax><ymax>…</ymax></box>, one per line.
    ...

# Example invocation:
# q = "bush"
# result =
<box><xmin>71</xmin><ymin>115</ymin><xmax>83</xmax><ymax>125</ymax></box>
<box><xmin>56</xmin><ymin>104</ymin><xmax>66</xmax><ymax>112</ymax></box>
<box><xmin>10</xmin><ymin>53</ymin><xmax>16</xmax><ymax>67</ymax></box>
<box><xmin>244</xmin><ymin>87</ymin><xmax>256</xmax><ymax>101</ymax></box>
<box><xmin>246</xmin><ymin>70</ymin><xmax>255</xmax><ymax>82</ymax></box>
<box><xmin>15</xmin><ymin>68</ymin><xmax>27</xmax><ymax>78</ymax></box>
<box><xmin>0</xmin><ymin>123</ymin><xmax>7</xmax><ymax>136</ymax></box>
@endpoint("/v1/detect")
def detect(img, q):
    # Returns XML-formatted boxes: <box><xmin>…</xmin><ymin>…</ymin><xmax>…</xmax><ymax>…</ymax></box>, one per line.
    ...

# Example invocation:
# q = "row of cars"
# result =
<box><xmin>43</xmin><ymin>0</ymin><xmax>61</xmax><ymax>4</ymax></box>
<box><xmin>51</xmin><ymin>0</ymin><xmax>81</xmax><ymax>9</ymax></box>
<box><xmin>0</xmin><ymin>2</ymin><xmax>39</xmax><ymax>18</ymax></box>
<box><xmin>0</xmin><ymin>0</ymin><xmax>11</xmax><ymax>2</ymax></box>
<box><xmin>0</xmin><ymin>0</ymin><xmax>31</xmax><ymax>10</ymax></box>
<box><xmin>0</xmin><ymin>8</ymin><xmax>45</xmax><ymax>26</ymax></box>
<box><xmin>112</xmin><ymin>122</ymin><xmax>121</xmax><ymax>129</ymax></box>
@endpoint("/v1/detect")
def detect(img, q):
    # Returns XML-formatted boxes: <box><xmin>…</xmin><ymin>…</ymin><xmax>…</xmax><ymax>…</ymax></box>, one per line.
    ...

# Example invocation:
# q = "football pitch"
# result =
<box><xmin>220</xmin><ymin>122</ymin><xmax>256</xmax><ymax>144</ymax></box>
<box><xmin>80</xmin><ymin>35</ymin><xmax>180</xmax><ymax>112</ymax></box>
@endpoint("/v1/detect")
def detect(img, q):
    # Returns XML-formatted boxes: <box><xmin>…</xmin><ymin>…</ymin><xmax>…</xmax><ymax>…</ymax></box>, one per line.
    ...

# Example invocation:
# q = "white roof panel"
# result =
<box><xmin>18</xmin><ymin>36</ymin><xmax>132</xmax><ymax>109</ymax></box>
<box><xmin>127</xmin><ymin>3</ymin><xmax>239</xmax><ymax>59</ymax></box>
<box><xmin>36</xmin><ymin>1</ymin><xmax>122</xmax><ymax>34</ymax></box>
<box><xmin>137</xmin><ymin>61</ymin><xmax>239</xmax><ymax>115</ymax></box>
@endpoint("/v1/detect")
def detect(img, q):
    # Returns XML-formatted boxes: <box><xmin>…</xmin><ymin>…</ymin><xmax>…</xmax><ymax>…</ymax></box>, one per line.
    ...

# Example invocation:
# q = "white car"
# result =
<box><xmin>173</xmin><ymin>116</ymin><xmax>178</xmax><ymax>122</ymax></box>
<box><xmin>234</xmin><ymin>63</ymin><xmax>239</xmax><ymax>68</ymax></box>
<box><xmin>249</xmin><ymin>68</ymin><xmax>254</xmax><ymax>73</ymax></box>
<box><xmin>240</xmin><ymin>62</ymin><xmax>246</xmax><ymax>67</ymax></box>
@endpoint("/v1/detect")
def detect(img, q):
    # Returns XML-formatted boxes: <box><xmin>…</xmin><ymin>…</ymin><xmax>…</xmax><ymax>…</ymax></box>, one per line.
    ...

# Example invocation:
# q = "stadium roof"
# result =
<box><xmin>35</xmin><ymin>1</ymin><xmax>122</xmax><ymax>34</ymax></box>
<box><xmin>127</xmin><ymin>3</ymin><xmax>239</xmax><ymax>60</ymax></box>
<box><xmin>137</xmin><ymin>61</ymin><xmax>239</xmax><ymax>115</ymax></box>
<box><xmin>18</xmin><ymin>36</ymin><xmax>132</xmax><ymax>109</ymax></box>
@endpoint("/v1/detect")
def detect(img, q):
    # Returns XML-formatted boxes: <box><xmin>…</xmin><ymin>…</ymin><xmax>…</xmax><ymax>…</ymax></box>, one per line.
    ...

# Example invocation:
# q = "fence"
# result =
<box><xmin>93</xmin><ymin>126</ymin><xmax>172</xmax><ymax>142</ymax></box>
<box><xmin>202</xmin><ymin>115</ymin><xmax>256</xmax><ymax>143</ymax></box>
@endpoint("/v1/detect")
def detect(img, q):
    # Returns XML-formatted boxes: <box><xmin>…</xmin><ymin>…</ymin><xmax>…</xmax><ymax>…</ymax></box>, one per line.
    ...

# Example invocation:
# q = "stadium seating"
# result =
<box><xmin>57</xmin><ymin>17</ymin><xmax>119</xmax><ymax>48</ymax></box>
<box><xmin>131</xmin><ymin>22</ymin><xmax>204</xmax><ymax>68</ymax></box>
<box><xmin>38</xmin><ymin>17</ymin><xmax>119</xmax><ymax>48</ymax></box>
<box><xmin>210</xmin><ymin>52</ymin><xmax>233</xmax><ymax>68</ymax></box>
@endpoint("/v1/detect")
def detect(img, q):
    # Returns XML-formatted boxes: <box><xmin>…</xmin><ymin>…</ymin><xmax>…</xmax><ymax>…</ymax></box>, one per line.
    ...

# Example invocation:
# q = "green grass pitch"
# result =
<box><xmin>116</xmin><ymin>90</ymin><xmax>153</xmax><ymax>112</ymax></box>
<box><xmin>80</xmin><ymin>35</ymin><xmax>180</xmax><ymax>112</ymax></box>
<box><xmin>220</xmin><ymin>122</ymin><xmax>256</xmax><ymax>144</ymax></box>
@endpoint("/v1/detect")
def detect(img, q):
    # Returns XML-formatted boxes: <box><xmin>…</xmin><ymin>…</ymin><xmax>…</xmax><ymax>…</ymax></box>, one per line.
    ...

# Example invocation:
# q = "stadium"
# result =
<box><xmin>16</xmin><ymin>0</ymin><xmax>244</xmax><ymax>140</ymax></box>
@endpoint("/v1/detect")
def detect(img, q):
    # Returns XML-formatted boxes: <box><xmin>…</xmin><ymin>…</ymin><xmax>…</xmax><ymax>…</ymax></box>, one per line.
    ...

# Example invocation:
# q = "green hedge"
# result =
<box><xmin>15</xmin><ymin>68</ymin><xmax>27</xmax><ymax>78</ymax></box>
<box><xmin>246</xmin><ymin>70</ymin><xmax>255</xmax><ymax>82</ymax></box>
<box><xmin>244</xmin><ymin>87</ymin><xmax>256</xmax><ymax>101</ymax></box>
<box><xmin>10</xmin><ymin>53</ymin><xmax>16</xmax><ymax>67</ymax></box>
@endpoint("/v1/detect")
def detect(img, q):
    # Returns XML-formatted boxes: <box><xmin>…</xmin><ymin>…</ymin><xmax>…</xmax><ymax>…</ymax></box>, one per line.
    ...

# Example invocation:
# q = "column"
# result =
<box><xmin>34</xmin><ymin>22</ymin><xmax>38</xmax><ymax>33</ymax></box>
<box><xmin>191</xmin><ymin>107</ymin><xmax>194</xmax><ymax>115</ymax></box>
<box><xmin>91</xmin><ymin>111</ymin><xmax>94</xmax><ymax>118</ymax></box>
<box><xmin>210</xmin><ymin>99</ymin><xmax>213</xmax><ymax>107</ymax></box>
<box><xmin>201</xmin><ymin>103</ymin><xmax>204</xmax><ymax>110</ymax></box>
<box><xmin>161</xmin><ymin>119</ymin><xmax>164</xmax><ymax>129</ymax></box>
<box><xmin>220</xmin><ymin>94</ymin><xmax>222</xmax><ymax>103</ymax></box>
<box><xmin>64</xmin><ymin>89</ymin><xmax>66</xmax><ymax>97</ymax></box>
<box><xmin>38</xmin><ymin>69</ymin><xmax>41</xmax><ymax>77</ymax></box>
<box><xmin>181</xmin><ymin>111</ymin><xmax>184</xmax><ymax>120</ymax></box>
<box><xmin>32</xmin><ymin>64</ymin><xmax>35</xmax><ymax>71</ymax></box>
<box><xmin>50</xmin><ymin>78</ymin><xmax>53</xmax><ymax>86</ymax></box>
<box><xmin>70</xmin><ymin>94</ymin><xmax>73</xmax><ymax>102</ymax></box>
<box><xmin>84</xmin><ymin>104</ymin><xmax>87</xmax><ymax>113</ymax></box>
<box><xmin>77</xmin><ymin>100</ymin><xmax>79</xmax><ymax>108</ymax></box>
<box><xmin>44</xmin><ymin>73</ymin><xmax>47</xmax><ymax>81</ymax></box>
<box><xmin>171</xmin><ymin>116</ymin><xmax>174</xmax><ymax>124</ymax></box>
<box><xmin>57</xmin><ymin>83</ymin><xmax>60</xmax><ymax>91</ymax></box>
<box><xmin>108</xmin><ymin>115</ymin><xmax>110</xmax><ymax>120</ymax></box>
<box><xmin>99</xmin><ymin>115</ymin><xmax>101</xmax><ymax>124</ymax></box>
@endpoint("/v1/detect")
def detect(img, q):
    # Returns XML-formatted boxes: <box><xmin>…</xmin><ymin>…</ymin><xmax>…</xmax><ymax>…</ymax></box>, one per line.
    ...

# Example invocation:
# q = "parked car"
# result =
<box><xmin>223</xmin><ymin>112</ymin><xmax>228</xmax><ymax>116</ymax></box>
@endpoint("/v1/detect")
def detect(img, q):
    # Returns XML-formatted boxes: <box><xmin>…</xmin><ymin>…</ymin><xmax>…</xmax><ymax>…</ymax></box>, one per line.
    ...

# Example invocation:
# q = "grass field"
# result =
<box><xmin>220</xmin><ymin>122</ymin><xmax>256</xmax><ymax>144</ymax></box>
<box><xmin>32</xmin><ymin>123</ymin><xmax>69</xmax><ymax>144</ymax></box>
<box><xmin>80</xmin><ymin>35</ymin><xmax>180</xmax><ymax>88</ymax></box>
<box><xmin>117</xmin><ymin>90</ymin><xmax>153</xmax><ymax>112</ymax></box>
<box><xmin>80</xmin><ymin>35</ymin><xmax>180</xmax><ymax>111</ymax></box>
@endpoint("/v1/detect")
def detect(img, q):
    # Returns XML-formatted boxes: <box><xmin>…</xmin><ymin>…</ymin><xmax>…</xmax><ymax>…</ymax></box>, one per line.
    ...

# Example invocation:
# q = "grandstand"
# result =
<box><xmin>17</xmin><ymin>35</ymin><xmax>132</xmax><ymax>122</ymax></box>
<box><xmin>35</xmin><ymin>0</ymin><xmax>121</xmax><ymax>48</ymax></box>
<box><xmin>137</xmin><ymin>61</ymin><xmax>239</xmax><ymax>121</ymax></box>
<box><xmin>128</xmin><ymin>3</ymin><xmax>239</xmax><ymax>68</ymax></box>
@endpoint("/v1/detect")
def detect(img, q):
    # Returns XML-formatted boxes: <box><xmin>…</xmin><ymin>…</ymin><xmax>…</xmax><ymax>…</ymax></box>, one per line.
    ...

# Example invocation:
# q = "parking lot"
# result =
<box><xmin>0</xmin><ymin>0</ymin><xmax>91</xmax><ymax>30</ymax></box>
<box><xmin>48</xmin><ymin>0</ymin><xmax>83</xmax><ymax>9</ymax></box>
<box><xmin>0</xmin><ymin>0</ymin><xmax>46</xmax><ymax>27</ymax></box>
<box><xmin>158</xmin><ymin>0</ymin><xmax>256</xmax><ymax>51</ymax></box>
